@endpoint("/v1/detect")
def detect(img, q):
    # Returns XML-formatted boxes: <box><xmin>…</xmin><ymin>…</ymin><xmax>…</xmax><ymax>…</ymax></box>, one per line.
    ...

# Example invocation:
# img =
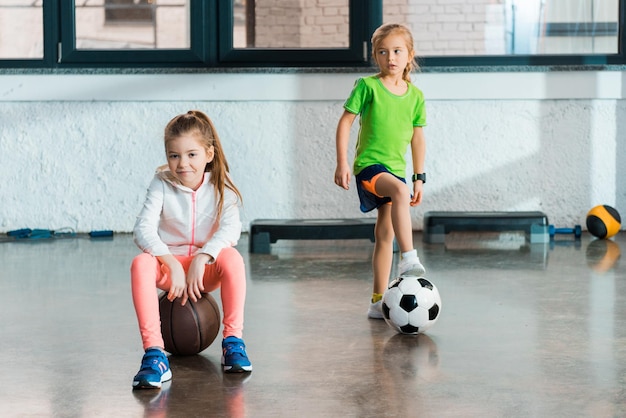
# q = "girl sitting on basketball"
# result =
<box><xmin>131</xmin><ymin>110</ymin><xmax>252</xmax><ymax>390</ymax></box>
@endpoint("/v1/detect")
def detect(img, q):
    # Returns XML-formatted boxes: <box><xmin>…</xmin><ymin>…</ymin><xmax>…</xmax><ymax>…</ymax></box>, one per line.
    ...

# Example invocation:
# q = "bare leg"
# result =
<box><xmin>373</xmin><ymin>173</ymin><xmax>414</xmax><ymax>253</ymax></box>
<box><xmin>373</xmin><ymin>204</ymin><xmax>395</xmax><ymax>294</ymax></box>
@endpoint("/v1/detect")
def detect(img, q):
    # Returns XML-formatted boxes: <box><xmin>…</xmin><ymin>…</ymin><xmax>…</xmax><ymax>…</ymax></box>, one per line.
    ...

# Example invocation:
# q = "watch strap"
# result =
<box><xmin>412</xmin><ymin>173</ymin><xmax>426</xmax><ymax>183</ymax></box>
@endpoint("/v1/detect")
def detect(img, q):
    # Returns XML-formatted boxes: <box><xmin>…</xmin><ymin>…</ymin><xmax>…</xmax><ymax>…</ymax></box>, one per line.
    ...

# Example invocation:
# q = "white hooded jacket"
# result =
<box><xmin>133</xmin><ymin>168</ymin><xmax>242</xmax><ymax>260</ymax></box>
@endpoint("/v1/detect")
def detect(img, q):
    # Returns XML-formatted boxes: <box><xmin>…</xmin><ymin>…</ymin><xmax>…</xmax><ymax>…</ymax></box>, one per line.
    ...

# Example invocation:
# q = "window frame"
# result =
<box><xmin>0</xmin><ymin>1</ymin><xmax>57</xmax><ymax>68</ymax></box>
<box><xmin>0</xmin><ymin>0</ymin><xmax>379</xmax><ymax>69</ymax></box>
<box><xmin>216</xmin><ymin>0</ymin><xmax>379</xmax><ymax>67</ymax></box>
<box><xmin>0</xmin><ymin>1</ymin><xmax>624</xmax><ymax>70</ymax></box>
<box><xmin>58</xmin><ymin>0</ymin><xmax>209</xmax><ymax>67</ymax></box>
<box><xmin>417</xmin><ymin>0</ymin><xmax>626</xmax><ymax>68</ymax></box>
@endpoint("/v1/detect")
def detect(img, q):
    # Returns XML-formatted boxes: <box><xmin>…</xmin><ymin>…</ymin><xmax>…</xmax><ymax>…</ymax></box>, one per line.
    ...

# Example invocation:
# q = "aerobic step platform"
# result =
<box><xmin>249</xmin><ymin>218</ymin><xmax>376</xmax><ymax>254</ymax></box>
<box><xmin>423</xmin><ymin>211</ymin><xmax>549</xmax><ymax>244</ymax></box>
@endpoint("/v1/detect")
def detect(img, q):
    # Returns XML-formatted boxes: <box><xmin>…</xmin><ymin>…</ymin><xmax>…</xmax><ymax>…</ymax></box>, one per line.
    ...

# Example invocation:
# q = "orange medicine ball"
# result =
<box><xmin>586</xmin><ymin>205</ymin><xmax>621</xmax><ymax>239</ymax></box>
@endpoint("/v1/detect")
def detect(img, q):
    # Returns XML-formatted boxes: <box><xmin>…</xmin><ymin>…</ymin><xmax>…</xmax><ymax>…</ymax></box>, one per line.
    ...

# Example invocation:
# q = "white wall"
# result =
<box><xmin>1</xmin><ymin>70</ymin><xmax>625</xmax><ymax>233</ymax></box>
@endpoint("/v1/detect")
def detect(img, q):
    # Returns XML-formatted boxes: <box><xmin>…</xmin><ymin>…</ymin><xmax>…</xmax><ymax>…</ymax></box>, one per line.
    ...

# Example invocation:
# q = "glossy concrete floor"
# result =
<box><xmin>1</xmin><ymin>230</ymin><xmax>625</xmax><ymax>418</ymax></box>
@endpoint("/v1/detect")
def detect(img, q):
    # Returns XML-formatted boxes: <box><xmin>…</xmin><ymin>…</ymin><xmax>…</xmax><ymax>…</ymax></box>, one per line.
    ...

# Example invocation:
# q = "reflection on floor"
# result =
<box><xmin>0</xmin><ymin>231</ymin><xmax>625</xmax><ymax>417</ymax></box>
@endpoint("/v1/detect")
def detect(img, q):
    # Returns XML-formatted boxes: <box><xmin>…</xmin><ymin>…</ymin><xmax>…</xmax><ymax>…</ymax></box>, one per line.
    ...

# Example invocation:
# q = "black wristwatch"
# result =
<box><xmin>412</xmin><ymin>173</ymin><xmax>426</xmax><ymax>184</ymax></box>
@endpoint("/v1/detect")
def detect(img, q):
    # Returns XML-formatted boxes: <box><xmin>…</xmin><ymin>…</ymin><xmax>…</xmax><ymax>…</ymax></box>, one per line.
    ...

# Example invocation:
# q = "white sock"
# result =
<box><xmin>401</xmin><ymin>249</ymin><xmax>418</xmax><ymax>260</ymax></box>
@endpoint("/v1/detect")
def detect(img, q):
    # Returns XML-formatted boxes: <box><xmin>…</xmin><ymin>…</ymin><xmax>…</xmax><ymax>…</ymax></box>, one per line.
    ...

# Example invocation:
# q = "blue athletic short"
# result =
<box><xmin>355</xmin><ymin>164</ymin><xmax>406</xmax><ymax>213</ymax></box>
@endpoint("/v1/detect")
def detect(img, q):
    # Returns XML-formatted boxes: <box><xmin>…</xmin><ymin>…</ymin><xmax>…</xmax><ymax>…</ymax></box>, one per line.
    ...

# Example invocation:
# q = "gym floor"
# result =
<box><xmin>1</xmin><ymin>230</ymin><xmax>625</xmax><ymax>417</ymax></box>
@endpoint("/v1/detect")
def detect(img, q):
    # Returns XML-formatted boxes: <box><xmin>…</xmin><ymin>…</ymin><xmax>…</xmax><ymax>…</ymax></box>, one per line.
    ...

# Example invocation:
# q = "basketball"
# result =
<box><xmin>586</xmin><ymin>205</ymin><xmax>621</xmax><ymax>239</ymax></box>
<box><xmin>159</xmin><ymin>292</ymin><xmax>221</xmax><ymax>356</ymax></box>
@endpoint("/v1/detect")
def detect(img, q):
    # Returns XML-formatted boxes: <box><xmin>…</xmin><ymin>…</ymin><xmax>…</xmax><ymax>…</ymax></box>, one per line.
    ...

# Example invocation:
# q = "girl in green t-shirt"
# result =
<box><xmin>334</xmin><ymin>23</ymin><xmax>428</xmax><ymax>320</ymax></box>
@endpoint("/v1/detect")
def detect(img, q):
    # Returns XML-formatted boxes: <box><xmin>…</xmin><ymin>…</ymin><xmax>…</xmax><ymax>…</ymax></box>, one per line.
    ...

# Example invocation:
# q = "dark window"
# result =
<box><xmin>105</xmin><ymin>0</ymin><xmax>154</xmax><ymax>25</ymax></box>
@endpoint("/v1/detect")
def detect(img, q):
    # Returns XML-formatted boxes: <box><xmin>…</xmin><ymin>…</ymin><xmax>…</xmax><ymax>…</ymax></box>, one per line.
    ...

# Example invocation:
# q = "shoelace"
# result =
<box><xmin>224</xmin><ymin>343</ymin><xmax>246</xmax><ymax>357</ymax></box>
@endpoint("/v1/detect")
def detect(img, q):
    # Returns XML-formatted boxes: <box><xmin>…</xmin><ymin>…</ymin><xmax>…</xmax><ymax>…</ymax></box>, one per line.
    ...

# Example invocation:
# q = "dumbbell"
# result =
<box><xmin>548</xmin><ymin>224</ymin><xmax>582</xmax><ymax>239</ymax></box>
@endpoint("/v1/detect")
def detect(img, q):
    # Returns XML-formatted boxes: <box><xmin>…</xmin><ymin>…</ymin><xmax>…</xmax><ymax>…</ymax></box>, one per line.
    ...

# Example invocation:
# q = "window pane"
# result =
<box><xmin>0</xmin><ymin>0</ymin><xmax>43</xmax><ymax>59</ymax></box>
<box><xmin>383</xmin><ymin>0</ymin><xmax>619</xmax><ymax>56</ymax></box>
<box><xmin>233</xmin><ymin>0</ymin><xmax>350</xmax><ymax>49</ymax></box>
<box><xmin>75</xmin><ymin>0</ymin><xmax>190</xmax><ymax>50</ymax></box>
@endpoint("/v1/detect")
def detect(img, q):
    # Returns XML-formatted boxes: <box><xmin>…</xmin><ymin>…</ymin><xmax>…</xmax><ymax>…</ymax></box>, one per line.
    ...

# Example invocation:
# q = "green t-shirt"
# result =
<box><xmin>344</xmin><ymin>75</ymin><xmax>426</xmax><ymax>177</ymax></box>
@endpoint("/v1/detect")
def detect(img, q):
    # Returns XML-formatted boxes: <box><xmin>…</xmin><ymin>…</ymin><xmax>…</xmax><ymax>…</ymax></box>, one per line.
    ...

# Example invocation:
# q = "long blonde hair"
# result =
<box><xmin>371</xmin><ymin>23</ymin><xmax>419</xmax><ymax>82</ymax></box>
<box><xmin>163</xmin><ymin>110</ymin><xmax>242</xmax><ymax>219</ymax></box>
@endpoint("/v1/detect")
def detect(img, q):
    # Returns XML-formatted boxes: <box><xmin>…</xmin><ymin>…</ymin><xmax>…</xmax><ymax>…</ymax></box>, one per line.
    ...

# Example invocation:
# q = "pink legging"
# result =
<box><xmin>131</xmin><ymin>247</ymin><xmax>246</xmax><ymax>350</ymax></box>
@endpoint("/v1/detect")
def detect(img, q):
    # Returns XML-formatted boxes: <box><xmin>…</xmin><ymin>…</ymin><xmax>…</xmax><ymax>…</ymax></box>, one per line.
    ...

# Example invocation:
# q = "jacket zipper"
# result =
<box><xmin>189</xmin><ymin>191</ymin><xmax>197</xmax><ymax>256</ymax></box>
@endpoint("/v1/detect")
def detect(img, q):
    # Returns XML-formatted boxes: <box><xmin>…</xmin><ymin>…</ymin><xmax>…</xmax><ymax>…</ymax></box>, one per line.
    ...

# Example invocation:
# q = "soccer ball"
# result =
<box><xmin>382</xmin><ymin>276</ymin><xmax>442</xmax><ymax>334</ymax></box>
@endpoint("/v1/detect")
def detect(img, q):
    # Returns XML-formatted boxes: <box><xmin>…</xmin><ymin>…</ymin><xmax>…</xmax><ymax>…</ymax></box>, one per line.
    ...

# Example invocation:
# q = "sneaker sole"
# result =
<box><xmin>222</xmin><ymin>363</ymin><xmax>253</xmax><ymax>373</ymax></box>
<box><xmin>367</xmin><ymin>309</ymin><xmax>384</xmax><ymax>319</ymax></box>
<box><xmin>132</xmin><ymin>370</ymin><xmax>172</xmax><ymax>390</ymax></box>
<box><xmin>399</xmin><ymin>266</ymin><xmax>426</xmax><ymax>277</ymax></box>
<box><xmin>133</xmin><ymin>380</ymin><xmax>161</xmax><ymax>390</ymax></box>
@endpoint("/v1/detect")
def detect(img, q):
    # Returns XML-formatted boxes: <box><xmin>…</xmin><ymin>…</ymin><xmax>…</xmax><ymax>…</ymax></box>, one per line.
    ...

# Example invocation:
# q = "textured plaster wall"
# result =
<box><xmin>1</xmin><ymin>72</ymin><xmax>625</xmax><ymax>233</ymax></box>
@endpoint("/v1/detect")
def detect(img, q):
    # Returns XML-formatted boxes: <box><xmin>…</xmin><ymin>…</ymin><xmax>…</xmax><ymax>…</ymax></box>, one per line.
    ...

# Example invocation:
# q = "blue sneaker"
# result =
<box><xmin>222</xmin><ymin>337</ymin><xmax>252</xmax><ymax>373</ymax></box>
<box><xmin>132</xmin><ymin>348</ymin><xmax>172</xmax><ymax>389</ymax></box>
